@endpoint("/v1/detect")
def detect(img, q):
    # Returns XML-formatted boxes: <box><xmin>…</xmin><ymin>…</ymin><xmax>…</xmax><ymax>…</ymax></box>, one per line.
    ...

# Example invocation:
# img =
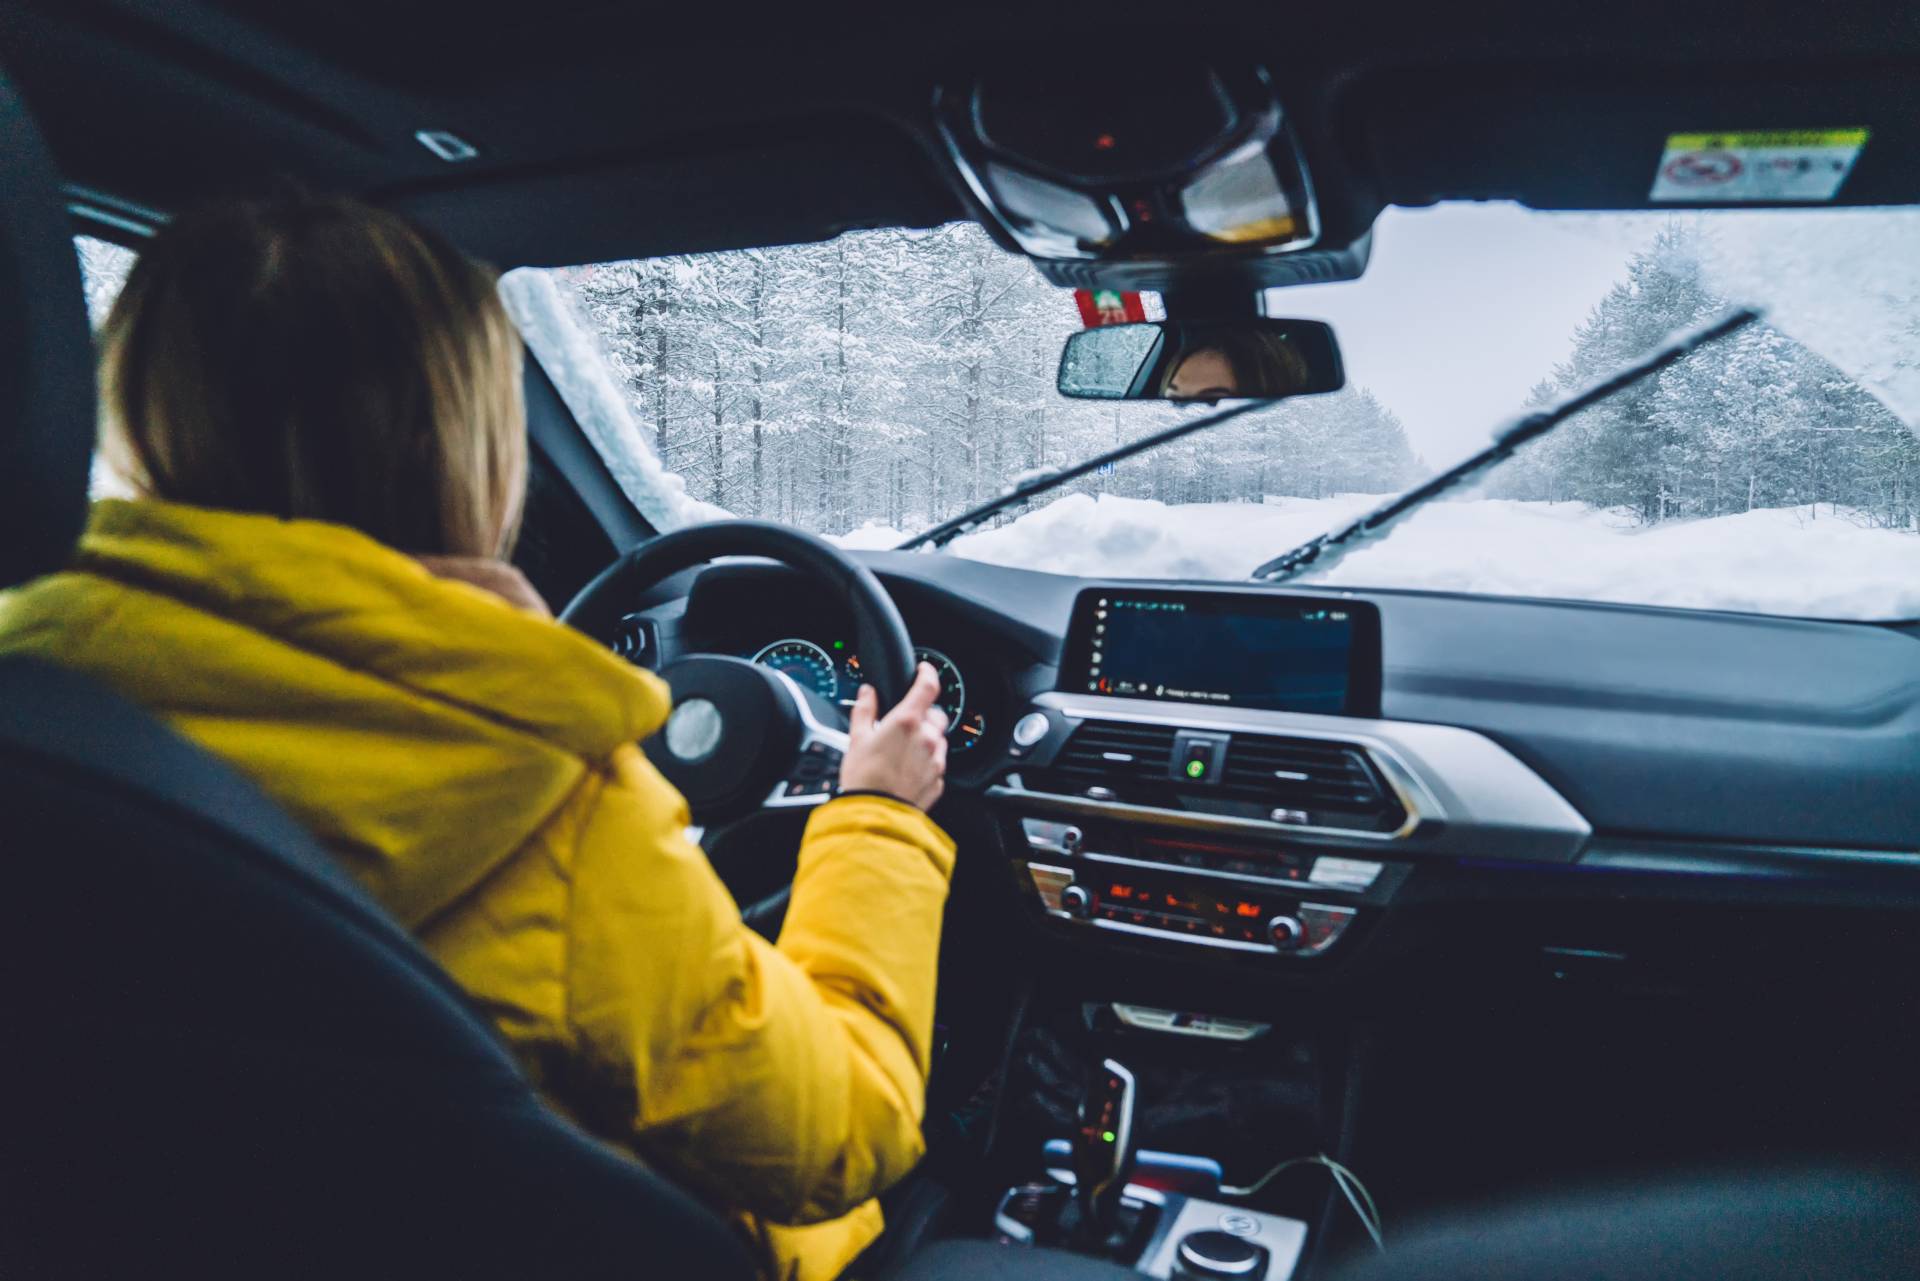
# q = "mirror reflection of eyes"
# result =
<box><xmin>1166</xmin><ymin>348</ymin><xmax>1239</xmax><ymax>401</ymax></box>
<box><xmin>1055</xmin><ymin>317</ymin><xmax>1343</xmax><ymax>402</ymax></box>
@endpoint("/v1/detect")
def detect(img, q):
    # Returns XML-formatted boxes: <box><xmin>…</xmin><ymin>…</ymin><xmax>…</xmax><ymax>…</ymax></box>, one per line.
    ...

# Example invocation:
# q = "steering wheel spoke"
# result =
<box><xmin>762</xmin><ymin>676</ymin><xmax>849</xmax><ymax>809</ymax></box>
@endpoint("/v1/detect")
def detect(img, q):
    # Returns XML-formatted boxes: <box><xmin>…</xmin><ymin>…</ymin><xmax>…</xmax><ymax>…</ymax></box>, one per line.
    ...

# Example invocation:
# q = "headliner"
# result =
<box><xmin>6</xmin><ymin>0</ymin><xmax>1920</xmax><ymax>267</ymax></box>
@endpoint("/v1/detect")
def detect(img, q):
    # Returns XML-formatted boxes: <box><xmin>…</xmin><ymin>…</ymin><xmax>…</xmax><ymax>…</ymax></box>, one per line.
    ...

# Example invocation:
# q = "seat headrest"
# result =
<box><xmin>0</xmin><ymin>69</ymin><xmax>98</xmax><ymax>589</ymax></box>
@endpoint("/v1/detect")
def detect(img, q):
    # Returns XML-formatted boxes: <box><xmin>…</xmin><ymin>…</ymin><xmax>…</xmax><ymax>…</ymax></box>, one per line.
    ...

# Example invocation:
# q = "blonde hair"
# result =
<box><xmin>98</xmin><ymin>194</ymin><xmax>526</xmax><ymax>557</ymax></box>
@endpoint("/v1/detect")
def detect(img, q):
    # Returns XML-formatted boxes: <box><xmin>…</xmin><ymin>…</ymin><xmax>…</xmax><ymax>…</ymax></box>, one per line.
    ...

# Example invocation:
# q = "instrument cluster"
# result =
<box><xmin>750</xmin><ymin>637</ymin><xmax>988</xmax><ymax>752</ymax></box>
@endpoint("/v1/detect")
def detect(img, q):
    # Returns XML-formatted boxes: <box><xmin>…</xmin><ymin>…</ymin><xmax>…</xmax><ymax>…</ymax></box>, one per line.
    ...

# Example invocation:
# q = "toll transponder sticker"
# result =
<box><xmin>1650</xmin><ymin>128</ymin><xmax>1869</xmax><ymax>203</ymax></box>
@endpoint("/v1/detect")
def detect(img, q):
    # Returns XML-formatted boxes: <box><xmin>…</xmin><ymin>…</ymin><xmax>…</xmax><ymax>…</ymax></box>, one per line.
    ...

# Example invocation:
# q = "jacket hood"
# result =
<box><xmin>0</xmin><ymin>499</ymin><xmax>670</xmax><ymax>926</ymax></box>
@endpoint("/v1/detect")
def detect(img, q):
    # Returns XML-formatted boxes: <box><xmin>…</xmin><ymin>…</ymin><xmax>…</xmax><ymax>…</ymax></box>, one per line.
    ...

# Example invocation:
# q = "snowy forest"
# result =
<box><xmin>549</xmin><ymin>218</ymin><xmax>1920</xmax><ymax>540</ymax></box>
<box><xmin>1481</xmin><ymin>223</ymin><xmax>1920</xmax><ymax>530</ymax></box>
<box><xmin>79</xmin><ymin>216</ymin><xmax>1920</xmax><ymax>545</ymax></box>
<box><xmin>547</xmin><ymin>223</ymin><xmax>1423</xmax><ymax>536</ymax></box>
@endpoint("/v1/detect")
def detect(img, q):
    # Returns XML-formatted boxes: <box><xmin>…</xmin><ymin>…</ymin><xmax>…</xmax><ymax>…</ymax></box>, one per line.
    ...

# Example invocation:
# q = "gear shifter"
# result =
<box><xmin>1072</xmin><ymin>1058</ymin><xmax>1138</xmax><ymax>1239</ymax></box>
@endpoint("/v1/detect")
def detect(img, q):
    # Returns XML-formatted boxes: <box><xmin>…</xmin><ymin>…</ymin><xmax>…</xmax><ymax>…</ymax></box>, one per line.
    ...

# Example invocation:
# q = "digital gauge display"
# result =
<box><xmin>912</xmin><ymin>646</ymin><xmax>967</xmax><ymax>734</ymax></box>
<box><xmin>750</xmin><ymin>638</ymin><xmax>839</xmax><ymax>702</ymax></box>
<box><xmin>753</xmin><ymin>639</ymin><xmax>982</xmax><ymax>750</ymax></box>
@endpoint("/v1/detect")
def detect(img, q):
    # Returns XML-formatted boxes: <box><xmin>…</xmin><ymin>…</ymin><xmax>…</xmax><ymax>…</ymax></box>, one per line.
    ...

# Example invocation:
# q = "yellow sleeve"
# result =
<box><xmin>562</xmin><ymin>744</ymin><xmax>956</xmax><ymax>1225</ymax></box>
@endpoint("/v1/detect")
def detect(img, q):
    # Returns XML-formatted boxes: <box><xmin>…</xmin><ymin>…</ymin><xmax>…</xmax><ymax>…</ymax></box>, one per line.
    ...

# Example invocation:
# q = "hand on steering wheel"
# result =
<box><xmin>842</xmin><ymin>664</ymin><xmax>949</xmax><ymax>811</ymax></box>
<box><xmin>560</xmin><ymin>519</ymin><xmax>923</xmax><ymax>828</ymax></box>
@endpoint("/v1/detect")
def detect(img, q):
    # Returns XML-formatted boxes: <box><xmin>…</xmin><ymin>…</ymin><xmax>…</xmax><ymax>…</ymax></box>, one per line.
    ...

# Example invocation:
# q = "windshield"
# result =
<box><xmin>505</xmin><ymin>204</ymin><xmax>1920</xmax><ymax>620</ymax></box>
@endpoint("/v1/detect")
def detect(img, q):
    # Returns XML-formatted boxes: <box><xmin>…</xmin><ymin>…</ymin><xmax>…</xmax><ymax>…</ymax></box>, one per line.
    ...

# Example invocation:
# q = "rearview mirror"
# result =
<box><xmin>1057</xmin><ymin>318</ymin><xmax>1344</xmax><ymax>402</ymax></box>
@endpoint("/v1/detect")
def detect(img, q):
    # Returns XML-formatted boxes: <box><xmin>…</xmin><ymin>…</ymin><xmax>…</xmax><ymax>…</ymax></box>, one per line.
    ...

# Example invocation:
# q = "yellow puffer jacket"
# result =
<box><xmin>0</xmin><ymin>498</ymin><xmax>956</xmax><ymax>1281</ymax></box>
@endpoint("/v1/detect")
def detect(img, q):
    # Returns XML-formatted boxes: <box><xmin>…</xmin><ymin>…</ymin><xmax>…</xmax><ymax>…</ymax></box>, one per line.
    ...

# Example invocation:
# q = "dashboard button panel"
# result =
<box><xmin>1015</xmin><ymin>819</ymin><xmax>1370</xmax><ymax>959</ymax></box>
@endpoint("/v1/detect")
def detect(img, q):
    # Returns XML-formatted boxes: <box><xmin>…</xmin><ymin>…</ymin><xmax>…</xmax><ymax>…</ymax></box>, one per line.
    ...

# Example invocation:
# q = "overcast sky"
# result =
<box><xmin>1267</xmin><ymin>203</ymin><xmax>1654</xmax><ymax>466</ymax></box>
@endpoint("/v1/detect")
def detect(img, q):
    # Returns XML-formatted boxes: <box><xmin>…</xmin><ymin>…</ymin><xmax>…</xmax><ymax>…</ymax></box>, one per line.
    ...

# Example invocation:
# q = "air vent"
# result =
<box><xmin>1046</xmin><ymin>720</ymin><xmax>1178</xmax><ymax>787</ymax></box>
<box><xmin>1219</xmin><ymin>734</ymin><xmax>1405</xmax><ymax>833</ymax></box>
<box><xmin>1029</xmin><ymin>719</ymin><xmax>1411</xmax><ymax>834</ymax></box>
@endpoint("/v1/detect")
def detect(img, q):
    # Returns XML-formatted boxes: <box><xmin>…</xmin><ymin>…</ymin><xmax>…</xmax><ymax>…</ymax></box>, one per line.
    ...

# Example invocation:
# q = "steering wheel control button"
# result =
<box><xmin>1011</xmin><ymin>711</ymin><xmax>1051</xmax><ymax>749</ymax></box>
<box><xmin>1266</xmin><ymin>914</ymin><xmax>1305</xmax><ymax>951</ymax></box>
<box><xmin>1061</xmin><ymin>884</ymin><xmax>1095</xmax><ymax>918</ymax></box>
<box><xmin>663</xmin><ymin>698</ymin><xmax>724</xmax><ymax>763</ymax></box>
<box><xmin>790</xmin><ymin>741</ymin><xmax>841</xmax><ymax>781</ymax></box>
<box><xmin>1176</xmin><ymin>1229</ymin><xmax>1268</xmax><ymax>1278</ymax></box>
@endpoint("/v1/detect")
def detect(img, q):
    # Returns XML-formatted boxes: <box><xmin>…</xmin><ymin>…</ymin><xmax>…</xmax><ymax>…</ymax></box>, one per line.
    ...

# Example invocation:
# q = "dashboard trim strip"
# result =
<box><xmin>1080</xmin><ymin>849</ymin><xmax>1332</xmax><ymax>893</ymax></box>
<box><xmin>1089</xmin><ymin>915</ymin><xmax>1280</xmax><ymax>954</ymax></box>
<box><xmin>1579</xmin><ymin>840</ymin><xmax>1920</xmax><ymax>878</ymax></box>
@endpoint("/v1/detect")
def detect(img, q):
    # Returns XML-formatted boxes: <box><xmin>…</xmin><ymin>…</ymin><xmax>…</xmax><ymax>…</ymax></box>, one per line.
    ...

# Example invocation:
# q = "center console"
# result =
<box><xmin>991</xmin><ymin>587</ymin><xmax>1591</xmax><ymax>967</ymax></box>
<box><xmin>971</xmin><ymin>589</ymin><xmax>1593</xmax><ymax>1279</ymax></box>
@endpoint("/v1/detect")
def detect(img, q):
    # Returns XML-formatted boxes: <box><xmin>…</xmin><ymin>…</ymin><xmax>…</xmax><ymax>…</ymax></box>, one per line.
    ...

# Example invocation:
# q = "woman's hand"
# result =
<box><xmin>840</xmin><ymin>662</ymin><xmax>949</xmax><ymax>811</ymax></box>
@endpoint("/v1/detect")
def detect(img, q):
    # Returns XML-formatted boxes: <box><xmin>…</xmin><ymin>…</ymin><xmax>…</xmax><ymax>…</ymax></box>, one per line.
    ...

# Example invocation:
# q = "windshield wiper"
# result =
<box><xmin>895</xmin><ymin>400</ymin><xmax>1270</xmax><ymax>551</ymax></box>
<box><xmin>1249</xmin><ymin>307</ymin><xmax>1762</xmax><ymax>584</ymax></box>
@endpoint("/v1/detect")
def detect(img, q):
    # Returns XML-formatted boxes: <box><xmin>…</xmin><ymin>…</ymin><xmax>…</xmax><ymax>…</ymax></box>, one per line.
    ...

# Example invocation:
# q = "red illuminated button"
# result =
<box><xmin>1267</xmin><ymin>915</ymin><xmax>1305</xmax><ymax>951</ymax></box>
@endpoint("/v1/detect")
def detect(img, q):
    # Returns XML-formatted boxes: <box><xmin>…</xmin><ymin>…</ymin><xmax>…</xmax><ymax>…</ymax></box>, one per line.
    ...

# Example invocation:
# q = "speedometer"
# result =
<box><xmin>834</xmin><ymin>644</ymin><xmax>969</xmax><ymax>734</ymax></box>
<box><xmin>751</xmin><ymin>638</ymin><xmax>839</xmax><ymax>702</ymax></box>
<box><xmin>913</xmin><ymin>646</ymin><xmax>967</xmax><ymax>732</ymax></box>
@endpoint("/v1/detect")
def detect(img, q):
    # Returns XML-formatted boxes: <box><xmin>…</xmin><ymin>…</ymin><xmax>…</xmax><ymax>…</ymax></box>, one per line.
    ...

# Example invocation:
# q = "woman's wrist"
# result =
<box><xmin>834</xmin><ymin>787</ymin><xmax>919</xmax><ymax>811</ymax></box>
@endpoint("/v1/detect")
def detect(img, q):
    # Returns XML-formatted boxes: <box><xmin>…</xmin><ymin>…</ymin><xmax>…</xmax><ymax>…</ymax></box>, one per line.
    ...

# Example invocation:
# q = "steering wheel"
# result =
<box><xmin>561</xmin><ymin>520</ymin><xmax>915</xmax><ymax>831</ymax></box>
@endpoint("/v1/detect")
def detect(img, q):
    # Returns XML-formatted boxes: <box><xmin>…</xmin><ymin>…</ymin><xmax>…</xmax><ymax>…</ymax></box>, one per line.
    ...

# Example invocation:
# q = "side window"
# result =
<box><xmin>76</xmin><ymin>235</ymin><xmax>136</xmax><ymax>330</ymax></box>
<box><xmin>75</xmin><ymin>236</ymin><xmax>139</xmax><ymax>496</ymax></box>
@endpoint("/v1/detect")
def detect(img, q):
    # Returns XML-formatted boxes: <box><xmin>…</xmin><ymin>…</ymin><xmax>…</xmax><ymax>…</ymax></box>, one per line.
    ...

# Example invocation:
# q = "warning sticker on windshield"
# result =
<box><xmin>1650</xmin><ymin>129</ymin><xmax>1868</xmax><ymax>203</ymax></box>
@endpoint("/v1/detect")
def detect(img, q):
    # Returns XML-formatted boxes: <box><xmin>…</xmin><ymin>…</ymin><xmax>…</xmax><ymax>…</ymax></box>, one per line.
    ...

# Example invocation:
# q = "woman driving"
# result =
<box><xmin>0</xmin><ymin>195</ymin><xmax>954</xmax><ymax>1281</ymax></box>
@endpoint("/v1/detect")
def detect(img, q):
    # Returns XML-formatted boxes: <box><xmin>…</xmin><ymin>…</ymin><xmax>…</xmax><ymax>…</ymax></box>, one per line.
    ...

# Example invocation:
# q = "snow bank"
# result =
<box><xmin>498</xmin><ymin>270</ymin><xmax>729</xmax><ymax>533</ymax></box>
<box><xmin>831</xmin><ymin>493</ymin><xmax>1920</xmax><ymax>620</ymax></box>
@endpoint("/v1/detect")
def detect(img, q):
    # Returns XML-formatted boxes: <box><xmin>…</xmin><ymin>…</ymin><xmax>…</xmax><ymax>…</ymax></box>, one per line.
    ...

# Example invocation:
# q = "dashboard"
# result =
<box><xmin>625</xmin><ymin>549</ymin><xmax>1920</xmax><ymax>985</ymax></box>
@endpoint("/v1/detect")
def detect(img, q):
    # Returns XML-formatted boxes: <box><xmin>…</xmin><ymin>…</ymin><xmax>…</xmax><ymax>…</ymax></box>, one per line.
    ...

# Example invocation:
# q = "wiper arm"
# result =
<box><xmin>896</xmin><ymin>400</ymin><xmax>1269</xmax><ymax>551</ymax></box>
<box><xmin>1249</xmin><ymin>307</ymin><xmax>1762</xmax><ymax>584</ymax></box>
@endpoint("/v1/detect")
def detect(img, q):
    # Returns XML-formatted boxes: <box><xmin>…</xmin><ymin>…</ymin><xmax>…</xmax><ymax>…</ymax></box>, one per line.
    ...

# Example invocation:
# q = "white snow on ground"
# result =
<box><xmin>836</xmin><ymin>493</ymin><xmax>1920</xmax><ymax>620</ymax></box>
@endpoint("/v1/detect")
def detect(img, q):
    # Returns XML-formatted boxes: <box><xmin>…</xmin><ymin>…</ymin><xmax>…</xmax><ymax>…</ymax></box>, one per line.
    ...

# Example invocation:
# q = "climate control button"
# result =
<box><xmin>1266</xmin><ymin>915</ymin><xmax>1305</xmax><ymax>951</ymax></box>
<box><xmin>1061</xmin><ymin>884</ymin><xmax>1096</xmax><ymax>918</ymax></box>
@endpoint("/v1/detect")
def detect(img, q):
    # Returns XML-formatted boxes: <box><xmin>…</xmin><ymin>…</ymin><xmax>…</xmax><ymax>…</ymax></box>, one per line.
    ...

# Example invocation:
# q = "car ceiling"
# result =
<box><xmin>7</xmin><ymin>0</ymin><xmax>1920</xmax><ymax>269</ymax></box>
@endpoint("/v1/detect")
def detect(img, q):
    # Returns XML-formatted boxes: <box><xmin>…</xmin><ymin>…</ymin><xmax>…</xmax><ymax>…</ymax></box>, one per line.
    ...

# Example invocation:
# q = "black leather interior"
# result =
<box><xmin>0</xmin><ymin>657</ymin><xmax>759</xmax><ymax>1278</ymax></box>
<box><xmin>0</xmin><ymin>71</ymin><xmax>95</xmax><ymax>590</ymax></box>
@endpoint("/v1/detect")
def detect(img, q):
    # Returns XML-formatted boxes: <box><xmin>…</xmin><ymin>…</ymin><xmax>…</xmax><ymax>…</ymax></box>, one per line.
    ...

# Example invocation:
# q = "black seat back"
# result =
<box><xmin>0</xmin><ymin>659</ymin><xmax>757</xmax><ymax>1278</ymax></box>
<box><xmin>0</xmin><ymin>67</ymin><xmax>754</xmax><ymax>1279</ymax></box>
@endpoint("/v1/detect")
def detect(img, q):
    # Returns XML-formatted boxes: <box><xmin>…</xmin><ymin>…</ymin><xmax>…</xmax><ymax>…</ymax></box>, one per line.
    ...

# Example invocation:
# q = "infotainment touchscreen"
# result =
<box><xmin>1058</xmin><ymin>589</ymin><xmax>1382</xmax><ymax>717</ymax></box>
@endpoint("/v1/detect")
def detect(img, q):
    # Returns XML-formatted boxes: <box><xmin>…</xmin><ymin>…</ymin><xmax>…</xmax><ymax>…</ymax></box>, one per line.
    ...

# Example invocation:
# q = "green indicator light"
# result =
<box><xmin>1102</xmin><ymin>1130</ymin><xmax>1117</xmax><ymax>1143</ymax></box>
<box><xmin>832</xmin><ymin>640</ymin><xmax>846</xmax><ymax>650</ymax></box>
<box><xmin>1185</xmin><ymin>759</ymin><xmax>1206</xmax><ymax>779</ymax></box>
